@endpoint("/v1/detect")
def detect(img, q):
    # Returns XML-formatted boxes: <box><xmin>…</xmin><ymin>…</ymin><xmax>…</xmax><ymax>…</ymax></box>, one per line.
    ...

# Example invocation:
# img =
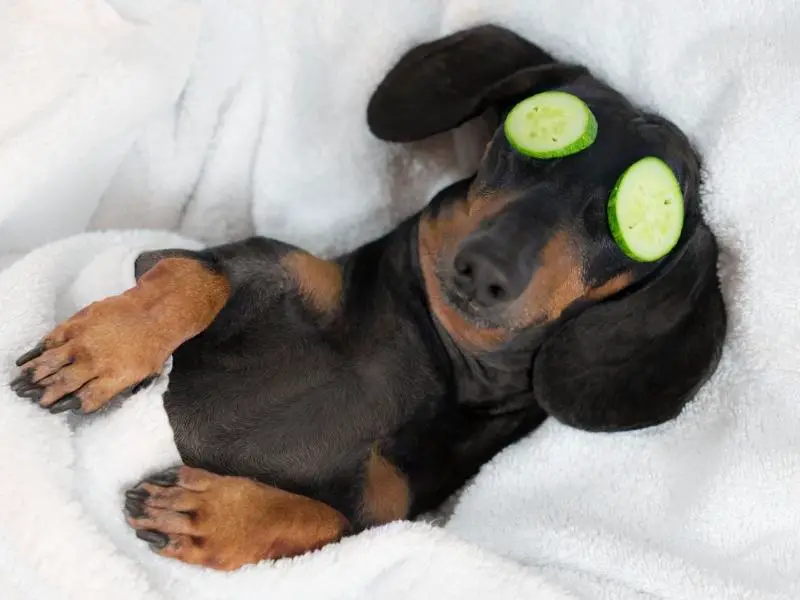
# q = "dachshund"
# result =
<box><xmin>9</xmin><ymin>25</ymin><xmax>726</xmax><ymax>571</ymax></box>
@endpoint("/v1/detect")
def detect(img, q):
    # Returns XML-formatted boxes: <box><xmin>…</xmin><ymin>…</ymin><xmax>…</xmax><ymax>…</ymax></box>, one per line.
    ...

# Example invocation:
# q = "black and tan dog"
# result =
<box><xmin>10</xmin><ymin>25</ymin><xmax>725</xmax><ymax>570</ymax></box>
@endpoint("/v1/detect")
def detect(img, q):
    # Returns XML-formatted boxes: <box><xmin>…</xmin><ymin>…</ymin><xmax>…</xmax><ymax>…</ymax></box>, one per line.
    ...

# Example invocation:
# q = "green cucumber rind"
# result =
<box><xmin>504</xmin><ymin>92</ymin><xmax>598</xmax><ymax>159</ymax></box>
<box><xmin>607</xmin><ymin>157</ymin><xmax>684</xmax><ymax>263</ymax></box>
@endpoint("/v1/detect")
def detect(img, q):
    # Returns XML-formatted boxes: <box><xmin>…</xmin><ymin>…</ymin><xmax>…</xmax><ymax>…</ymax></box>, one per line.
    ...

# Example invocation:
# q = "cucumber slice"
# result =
<box><xmin>504</xmin><ymin>91</ymin><xmax>598</xmax><ymax>159</ymax></box>
<box><xmin>608</xmin><ymin>157</ymin><xmax>684</xmax><ymax>262</ymax></box>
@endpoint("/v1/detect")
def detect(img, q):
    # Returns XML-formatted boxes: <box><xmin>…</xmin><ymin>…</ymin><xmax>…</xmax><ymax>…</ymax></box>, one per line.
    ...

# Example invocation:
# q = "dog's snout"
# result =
<box><xmin>453</xmin><ymin>246</ymin><xmax>522</xmax><ymax>308</ymax></box>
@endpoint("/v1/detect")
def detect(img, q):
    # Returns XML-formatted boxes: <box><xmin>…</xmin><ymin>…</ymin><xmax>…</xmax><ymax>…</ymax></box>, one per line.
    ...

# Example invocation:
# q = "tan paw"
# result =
<box><xmin>124</xmin><ymin>466</ymin><xmax>349</xmax><ymax>571</ymax></box>
<box><xmin>10</xmin><ymin>294</ymin><xmax>169</xmax><ymax>413</ymax></box>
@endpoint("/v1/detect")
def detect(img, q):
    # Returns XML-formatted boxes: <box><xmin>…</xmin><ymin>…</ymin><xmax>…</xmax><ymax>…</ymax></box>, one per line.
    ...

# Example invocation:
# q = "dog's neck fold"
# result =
<box><xmin>406</xmin><ymin>220</ymin><xmax>543</xmax><ymax>414</ymax></box>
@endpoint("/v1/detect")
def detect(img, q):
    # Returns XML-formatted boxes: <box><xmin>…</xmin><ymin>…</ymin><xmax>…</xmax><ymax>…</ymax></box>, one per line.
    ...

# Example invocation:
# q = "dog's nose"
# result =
<box><xmin>452</xmin><ymin>250</ymin><xmax>514</xmax><ymax>308</ymax></box>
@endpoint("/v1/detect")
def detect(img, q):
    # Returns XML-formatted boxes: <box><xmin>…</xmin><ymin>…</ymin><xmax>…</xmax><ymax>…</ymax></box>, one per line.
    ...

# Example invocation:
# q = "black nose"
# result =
<box><xmin>452</xmin><ymin>250</ymin><xmax>513</xmax><ymax>308</ymax></box>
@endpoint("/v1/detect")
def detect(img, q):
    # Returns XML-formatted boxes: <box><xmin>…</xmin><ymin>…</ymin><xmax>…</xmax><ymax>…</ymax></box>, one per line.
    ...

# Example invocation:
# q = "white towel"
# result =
<box><xmin>2</xmin><ymin>0</ymin><xmax>800</xmax><ymax>598</ymax></box>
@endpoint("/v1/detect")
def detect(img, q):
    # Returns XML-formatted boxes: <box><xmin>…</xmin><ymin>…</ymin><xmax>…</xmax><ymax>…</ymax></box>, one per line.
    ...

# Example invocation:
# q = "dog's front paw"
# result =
<box><xmin>10</xmin><ymin>294</ymin><xmax>168</xmax><ymax>414</ymax></box>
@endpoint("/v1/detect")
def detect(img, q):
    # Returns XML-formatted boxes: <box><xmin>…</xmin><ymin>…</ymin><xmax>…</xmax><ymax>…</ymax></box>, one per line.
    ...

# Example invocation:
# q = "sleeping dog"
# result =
<box><xmin>10</xmin><ymin>25</ymin><xmax>726</xmax><ymax>570</ymax></box>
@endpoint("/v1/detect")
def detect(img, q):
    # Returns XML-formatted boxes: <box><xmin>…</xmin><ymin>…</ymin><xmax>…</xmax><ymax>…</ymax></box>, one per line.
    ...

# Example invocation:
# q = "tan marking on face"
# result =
<box><xmin>511</xmin><ymin>236</ymin><xmax>636</xmax><ymax>327</ymax></box>
<box><xmin>418</xmin><ymin>190</ymin><xmax>512</xmax><ymax>351</ymax></box>
<box><xmin>419</xmin><ymin>260</ymin><xmax>508</xmax><ymax>350</ymax></box>
<box><xmin>281</xmin><ymin>251</ymin><xmax>343</xmax><ymax>314</ymax></box>
<box><xmin>361</xmin><ymin>447</ymin><xmax>410</xmax><ymax>525</ymax></box>
<box><xmin>419</xmin><ymin>189</ymin><xmax>510</xmax><ymax>257</ymax></box>
<box><xmin>126</xmin><ymin>466</ymin><xmax>348</xmax><ymax>571</ymax></box>
<box><xmin>585</xmin><ymin>272</ymin><xmax>634</xmax><ymax>301</ymax></box>
<box><xmin>509</xmin><ymin>231</ymin><xmax>586</xmax><ymax>328</ymax></box>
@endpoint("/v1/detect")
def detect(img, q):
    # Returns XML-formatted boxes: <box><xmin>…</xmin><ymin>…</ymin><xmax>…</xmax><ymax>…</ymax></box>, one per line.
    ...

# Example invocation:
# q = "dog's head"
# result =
<box><xmin>368</xmin><ymin>25</ymin><xmax>726</xmax><ymax>431</ymax></box>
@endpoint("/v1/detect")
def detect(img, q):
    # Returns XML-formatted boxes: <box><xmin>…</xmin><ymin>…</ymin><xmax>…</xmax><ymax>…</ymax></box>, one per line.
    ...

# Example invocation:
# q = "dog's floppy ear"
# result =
<box><xmin>367</xmin><ymin>24</ymin><xmax>587</xmax><ymax>142</ymax></box>
<box><xmin>533</xmin><ymin>220</ymin><xmax>727</xmax><ymax>431</ymax></box>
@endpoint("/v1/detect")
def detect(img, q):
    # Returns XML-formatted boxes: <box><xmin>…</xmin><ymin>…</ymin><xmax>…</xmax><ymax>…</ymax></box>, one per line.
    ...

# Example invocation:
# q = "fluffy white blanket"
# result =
<box><xmin>2</xmin><ymin>1</ymin><xmax>800</xmax><ymax>599</ymax></box>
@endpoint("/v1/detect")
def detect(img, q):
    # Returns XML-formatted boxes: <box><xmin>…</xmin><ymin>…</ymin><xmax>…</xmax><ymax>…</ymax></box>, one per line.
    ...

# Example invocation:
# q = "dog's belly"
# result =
<box><xmin>161</xmin><ymin>339</ymin><xmax>412</xmax><ymax>495</ymax></box>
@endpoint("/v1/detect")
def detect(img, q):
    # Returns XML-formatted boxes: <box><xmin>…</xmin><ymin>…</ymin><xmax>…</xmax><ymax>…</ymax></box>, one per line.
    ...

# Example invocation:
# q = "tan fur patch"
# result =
<box><xmin>361</xmin><ymin>447</ymin><xmax>410</xmax><ymax>525</ymax></box>
<box><xmin>418</xmin><ymin>190</ymin><xmax>512</xmax><ymax>351</ymax></box>
<box><xmin>281</xmin><ymin>251</ymin><xmax>343</xmax><ymax>315</ymax></box>
<box><xmin>419</xmin><ymin>259</ymin><xmax>508</xmax><ymax>350</ymax></box>
<box><xmin>512</xmin><ymin>236</ymin><xmax>635</xmax><ymax>327</ymax></box>
<box><xmin>136</xmin><ymin>257</ymin><xmax>231</xmax><ymax>337</ymax></box>
<box><xmin>418</xmin><ymin>190</ymin><xmax>510</xmax><ymax>264</ymax></box>
<box><xmin>585</xmin><ymin>272</ymin><xmax>634</xmax><ymax>301</ymax></box>
<box><xmin>509</xmin><ymin>232</ymin><xmax>586</xmax><ymax>328</ymax></box>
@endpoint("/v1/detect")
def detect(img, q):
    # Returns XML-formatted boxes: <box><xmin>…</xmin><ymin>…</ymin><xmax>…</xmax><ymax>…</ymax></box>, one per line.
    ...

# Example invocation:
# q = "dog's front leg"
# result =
<box><xmin>10</xmin><ymin>251</ymin><xmax>231</xmax><ymax>413</ymax></box>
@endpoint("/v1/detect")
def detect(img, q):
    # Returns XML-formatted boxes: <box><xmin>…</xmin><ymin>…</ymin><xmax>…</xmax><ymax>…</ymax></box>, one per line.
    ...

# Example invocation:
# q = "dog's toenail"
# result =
<box><xmin>136</xmin><ymin>529</ymin><xmax>169</xmax><ymax>549</ymax></box>
<box><xmin>10</xmin><ymin>373</ymin><xmax>32</xmax><ymax>390</ymax></box>
<box><xmin>145</xmin><ymin>467</ymin><xmax>180</xmax><ymax>487</ymax></box>
<box><xmin>49</xmin><ymin>395</ymin><xmax>81</xmax><ymax>414</ymax></box>
<box><xmin>125</xmin><ymin>488</ymin><xmax>150</xmax><ymax>501</ymax></box>
<box><xmin>125</xmin><ymin>498</ymin><xmax>146</xmax><ymax>519</ymax></box>
<box><xmin>15</xmin><ymin>342</ymin><xmax>46</xmax><ymax>367</ymax></box>
<box><xmin>16</xmin><ymin>387</ymin><xmax>43</xmax><ymax>401</ymax></box>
